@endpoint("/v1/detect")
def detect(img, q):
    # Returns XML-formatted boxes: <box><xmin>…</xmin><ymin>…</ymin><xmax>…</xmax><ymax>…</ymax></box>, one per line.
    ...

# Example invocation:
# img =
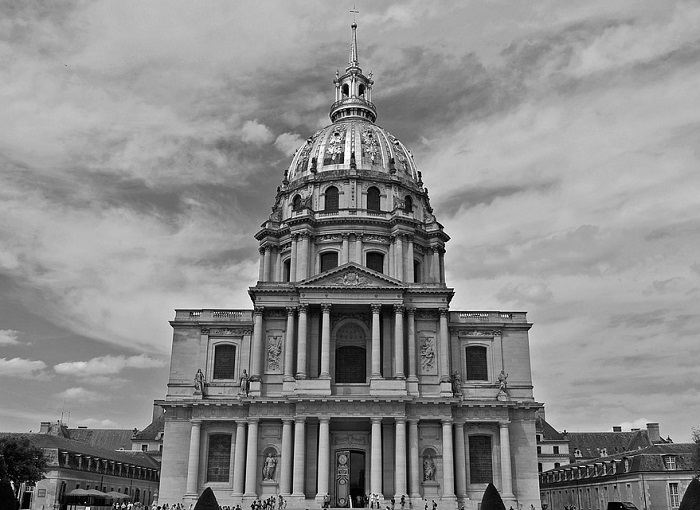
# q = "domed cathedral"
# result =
<box><xmin>157</xmin><ymin>22</ymin><xmax>541</xmax><ymax>510</ymax></box>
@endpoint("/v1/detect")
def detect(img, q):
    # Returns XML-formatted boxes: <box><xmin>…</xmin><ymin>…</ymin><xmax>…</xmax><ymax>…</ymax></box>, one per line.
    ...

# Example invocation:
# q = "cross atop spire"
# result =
<box><xmin>350</xmin><ymin>5</ymin><xmax>359</xmax><ymax>23</ymax></box>
<box><xmin>348</xmin><ymin>17</ymin><xmax>360</xmax><ymax>69</ymax></box>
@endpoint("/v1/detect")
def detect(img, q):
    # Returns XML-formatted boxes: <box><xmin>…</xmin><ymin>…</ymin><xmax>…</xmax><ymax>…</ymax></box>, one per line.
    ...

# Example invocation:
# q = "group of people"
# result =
<box><xmin>250</xmin><ymin>495</ymin><xmax>286</xmax><ymax>510</ymax></box>
<box><xmin>362</xmin><ymin>493</ymin><xmax>409</xmax><ymax>510</ymax></box>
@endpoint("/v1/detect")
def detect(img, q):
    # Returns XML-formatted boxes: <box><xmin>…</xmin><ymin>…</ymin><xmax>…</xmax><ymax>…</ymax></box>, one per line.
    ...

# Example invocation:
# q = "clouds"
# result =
<box><xmin>0</xmin><ymin>329</ymin><xmax>20</xmax><ymax>345</ymax></box>
<box><xmin>0</xmin><ymin>358</ymin><xmax>49</xmax><ymax>380</ymax></box>
<box><xmin>0</xmin><ymin>0</ymin><xmax>698</xmax><ymax>441</ymax></box>
<box><xmin>54</xmin><ymin>355</ymin><xmax>166</xmax><ymax>378</ymax></box>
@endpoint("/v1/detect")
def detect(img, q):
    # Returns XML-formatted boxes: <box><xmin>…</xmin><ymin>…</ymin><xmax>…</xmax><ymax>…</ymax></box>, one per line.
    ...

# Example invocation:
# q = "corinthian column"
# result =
<box><xmin>406</xmin><ymin>235</ymin><xmax>414</xmax><ymax>282</ymax></box>
<box><xmin>251</xmin><ymin>306</ymin><xmax>265</xmax><ymax>379</ymax></box>
<box><xmin>185</xmin><ymin>420</ymin><xmax>201</xmax><ymax>495</ymax></box>
<box><xmin>500</xmin><ymin>421</ymin><xmax>514</xmax><ymax>497</ymax></box>
<box><xmin>320</xmin><ymin>304</ymin><xmax>332</xmax><ymax>378</ymax></box>
<box><xmin>299</xmin><ymin>233</ymin><xmax>309</xmax><ymax>280</ymax></box>
<box><xmin>316</xmin><ymin>417</ymin><xmax>331</xmax><ymax>500</ymax></box>
<box><xmin>292</xmin><ymin>417</ymin><xmax>306</xmax><ymax>497</ymax></box>
<box><xmin>441</xmin><ymin>419</ymin><xmax>456</xmax><ymax>500</ymax></box>
<box><xmin>244</xmin><ymin>418</ymin><xmax>260</xmax><ymax>496</ymax></box>
<box><xmin>394</xmin><ymin>418</ymin><xmax>407</xmax><ymax>497</ymax></box>
<box><xmin>355</xmin><ymin>233</ymin><xmax>363</xmax><ymax>264</ymax></box>
<box><xmin>371</xmin><ymin>417</ymin><xmax>383</xmax><ymax>498</ymax></box>
<box><xmin>371</xmin><ymin>304</ymin><xmax>382</xmax><ymax>378</ymax></box>
<box><xmin>263</xmin><ymin>246</ymin><xmax>271</xmax><ymax>281</ymax></box>
<box><xmin>290</xmin><ymin>235</ymin><xmax>298</xmax><ymax>282</ymax></box>
<box><xmin>284</xmin><ymin>307</ymin><xmax>296</xmax><ymax>382</ymax></box>
<box><xmin>408</xmin><ymin>419</ymin><xmax>420</xmax><ymax>498</ymax></box>
<box><xmin>232</xmin><ymin>420</ymin><xmax>247</xmax><ymax>495</ymax></box>
<box><xmin>406</xmin><ymin>308</ymin><xmax>417</xmax><ymax>380</ymax></box>
<box><xmin>395</xmin><ymin>234</ymin><xmax>404</xmax><ymax>281</ymax></box>
<box><xmin>296</xmin><ymin>304</ymin><xmax>308</xmax><ymax>379</ymax></box>
<box><xmin>342</xmin><ymin>233</ymin><xmax>350</xmax><ymax>264</ymax></box>
<box><xmin>438</xmin><ymin>308</ymin><xmax>450</xmax><ymax>383</ymax></box>
<box><xmin>280</xmin><ymin>419</ymin><xmax>294</xmax><ymax>495</ymax></box>
<box><xmin>394</xmin><ymin>304</ymin><xmax>405</xmax><ymax>379</ymax></box>
<box><xmin>454</xmin><ymin>421</ymin><xmax>467</xmax><ymax>498</ymax></box>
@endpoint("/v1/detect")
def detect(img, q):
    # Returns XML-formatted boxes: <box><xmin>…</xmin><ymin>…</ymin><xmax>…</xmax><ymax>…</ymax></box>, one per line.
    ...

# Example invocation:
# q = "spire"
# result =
<box><xmin>348</xmin><ymin>22</ymin><xmax>359</xmax><ymax>69</ymax></box>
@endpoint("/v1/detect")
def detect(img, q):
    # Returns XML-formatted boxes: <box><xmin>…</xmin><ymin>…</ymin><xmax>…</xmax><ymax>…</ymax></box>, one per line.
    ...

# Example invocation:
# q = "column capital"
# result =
<box><xmin>295</xmin><ymin>416</ymin><xmax>307</xmax><ymax>424</ymax></box>
<box><xmin>247</xmin><ymin>417</ymin><xmax>260</xmax><ymax>424</ymax></box>
<box><xmin>259</xmin><ymin>247</ymin><xmax>266</xmax><ymax>255</ymax></box>
<box><xmin>282</xmin><ymin>418</ymin><xmax>295</xmax><ymax>425</ymax></box>
<box><xmin>370</xmin><ymin>417</ymin><xmax>383</xmax><ymax>425</ymax></box>
<box><xmin>291</xmin><ymin>233</ymin><xmax>299</xmax><ymax>241</ymax></box>
<box><xmin>371</xmin><ymin>303</ymin><xmax>382</xmax><ymax>314</ymax></box>
<box><xmin>286</xmin><ymin>306</ymin><xmax>297</xmax><ymax>316</ymax></box>
<box><xmin>405</xmin><ymin>234</ymin><xmax>414</xmax><ymax>242</ymax></box>
<box><xmin>394</xmin><ymin>416</ymin><xmax>407</xmax><ymax>424</ymax></box>
<box><xmin>407</xmin><ymin>418</ymin><xmax>419</xmax><ymax>424</ymax></box>
<box><xmin>394</xmin><ymin>303</ymin><xmax>405</xmax><ymax>314</ymax></box>
<box><xmin>190</xmin><ymin>419</ymin><xmax>202</xmax><ymax>425</ymax></box>
<box><xmin>321</xmin><ymin>303</ymin><xmax>332</xmax><ymax>313</ymax></box>
<box><xmin>342</xmin><ymin>232</ymin><xmax>350</xmax><ymax>239</ymax></box>
<box><xmin>319</xmin><ymin>416</ymin><xmax>331</xmax><ymax>424</ymax></box>
<box><xmin>254</xmin><ymin>306</ymin><xmax>265</xmax><ymax>316</ymax></box>
<box><xmin>438</xmin><ymin>307</ymin><xmax>449</xmax><ymax>317</ymax></box>
<box><xmin>499</xmin><ymin>420</ymin><xmax>511</xmax><ymax>427</ymax></box>
<box><xmin>406</xmin><ymin>307</ymin><xmax>416</xmax><ymax>316</ymax></box>
<box><xmin>298</xmin><ymin>303</ymin><xmax>309</xmax><ymax>313</ymax></box>
<box><xmin>355</xmin><ymin>233</ymin><xmax>364</xmax><ymax>240</ymax></box>
<box><xmin>235</xmin><ymin>419</ymin><xmax>248</xmax><ymax>426</ymax></box>
<box><xmin>441</xmin><ymin>417</ymin><xmax>454</xmax><ymax>425</ymax></box>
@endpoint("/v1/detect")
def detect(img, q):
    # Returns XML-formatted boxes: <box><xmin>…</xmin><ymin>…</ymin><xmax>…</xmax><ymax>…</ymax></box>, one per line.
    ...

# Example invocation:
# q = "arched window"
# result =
<box><xmin>342</xmin><ymin>84</ymin><xmax>349</xmax><ymax>97</ymax></box>
<box><xmin>404</xmin><ymin>195</ymin><xmax>413</xmax><ymax>213</ymax></box>
<box><xmin>283</xmin><ymin>259</ymin><xmax>291</xmax><ymax>282</ymax></box>
<box><xmin>465</xmin><ymin>345</ymin><xmax>488</xmax><ymax>380</ymax></box>
<box><xmin>366</xmin><ymin>252</ymin><xmax>384</xmax><ymax>273</ymax></box>
<box><xmin>213</xmin><ymin>344</ymin><xmax>236</xmax><ymax>380</ymax></box>
<box><xmin>325</xmin><ymin>186</ymin><xmax>339</xmax><ymax>212</ymax></box>
<box><xmin>367</xmin><ymin>187</ymin><xmax>381</xmax><ymax>212</ymax></box>
<box><xmin>358</xmin><ymin>84</ymin><xmax>365</xmax><ymax>97</ymax></box>
<box><xmin>292</xmin><ymin>194</ymin><xmax>302</xmax><ymax>211</ymax></box>
<box><xmin>320</xmin><ymin>252</ymin><xmax>338</xmax><ymax>272</ymax></box>
<box><xmin>413</xmin><ymin>260</ymin><xmax>421</xmax><ymax>283</ymax></box>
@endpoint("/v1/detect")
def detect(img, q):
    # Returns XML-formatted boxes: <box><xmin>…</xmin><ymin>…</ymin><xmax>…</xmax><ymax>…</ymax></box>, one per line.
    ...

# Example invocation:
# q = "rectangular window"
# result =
<box><xmin>213</xmin><ymin>344</ymin><xmax>236</xmax><ymax>380</ymax></box>
<box><xmin>664</xmin><ymin>456</ymin><xmax>677</xmax><ymax>470</ymax></box>
<box><xmin>207</xmin><ymin>434</ymin><xmax>232</xmax><ymax>483</ymax></box>
<box><xmin>141</xmin><ymin>444</ymin><xmax>148</xmax><ymax>452</ymax></box>
<box><xmin>553</xmin><ymin>446</ymin><xmax>559</xmax><ymax>454</ymax></box>
<box><xmin>465</xmin><ymin>346</ymin><xmax>488</xmax><ymax>380</ymax></box>
<box><xmin>469</xmin><ymin>435</ymin><xmax>493</xmax><ymax>484</ymax></box>
<box><xmin>320</xmin><ymin>252</ymin><xmax>339</xmax><ymax>272</ymax></box>
<box><xmin>669</xmin><ymin>483</ymin><xmax>680</xmax><ymax>508</ymax></box>
<box><xmin>537</xmin><ymin>446</ymin><xmax>542</xmax><ymax>454</ymax></box>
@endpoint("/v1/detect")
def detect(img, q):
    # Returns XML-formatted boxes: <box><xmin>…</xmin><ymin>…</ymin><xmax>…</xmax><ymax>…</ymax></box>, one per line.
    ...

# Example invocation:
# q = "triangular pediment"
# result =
<box><xmin>299</xmin><ymin>262</ymin><xmax>402</xmax><ymax>288</ymax></box>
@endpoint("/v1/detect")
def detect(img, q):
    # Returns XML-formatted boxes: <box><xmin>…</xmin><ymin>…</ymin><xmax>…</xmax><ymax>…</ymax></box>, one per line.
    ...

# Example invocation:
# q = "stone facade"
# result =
<box><xmin>157</xmin><ymin>22</ymin><xmax>541</xmax><ymax>510</ymax></box>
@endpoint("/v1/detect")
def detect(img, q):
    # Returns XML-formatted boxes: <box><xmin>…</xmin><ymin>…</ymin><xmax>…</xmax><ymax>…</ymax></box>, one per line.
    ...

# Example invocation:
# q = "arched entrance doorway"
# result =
<box><xmin>334</xmin><ymin>322</ymin><xmax>368</xmax><ymax>383</ymax></box>
<box><xmin>335</xmin><ymin>449</ymin><xmax>366</xmax><ymax>507</ymax></box>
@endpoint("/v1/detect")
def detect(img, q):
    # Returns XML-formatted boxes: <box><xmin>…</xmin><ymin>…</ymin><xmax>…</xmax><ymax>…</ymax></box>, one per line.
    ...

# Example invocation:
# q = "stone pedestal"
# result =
<box><xmin>261</xmin><ymin>480</ymin><xmax>278</xmax><ymax>496</ymax></box>
<box><xmin>438</xmin><ymin>381</ymin><xmax>453</xmax><ymax>398</ymax></box>
<box><xmin>422</xmin><ymin>481</ymin><xmax>440</xmax><ymax>500</ymax></box>
<box><xmin>370</xmin><ymin>378</ymin><xmax>407</xmax><ymax>396</ymax></box>
<box><xmin>282</xmin><ymin>379</ymin><xmax>296</xmax><ymax>394</ymax></box>
<box><xmin>249</xmin><ymin>380</ymin><xmax>262</xmax><ymax>397</ymax></box>
<box><xmin>406</xmin><ymin>378</ymin><xmax>419</xmax><ymax>396</ymax></box>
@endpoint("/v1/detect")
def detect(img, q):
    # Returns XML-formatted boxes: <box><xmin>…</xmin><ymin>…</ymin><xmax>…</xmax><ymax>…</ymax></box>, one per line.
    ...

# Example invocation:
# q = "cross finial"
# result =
<box><xmin>350</xmin><ymin>5</ymin><xmax>359</xmax><ymax>23</ymax></box>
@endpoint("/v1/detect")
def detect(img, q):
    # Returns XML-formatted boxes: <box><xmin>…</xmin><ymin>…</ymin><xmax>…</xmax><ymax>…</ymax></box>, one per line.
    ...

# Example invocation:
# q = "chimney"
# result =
<box><xmin>647</xmin><ymin>423</ymin><xmax>660</xmax><ymax>443</ymax></box>
<box><xmin>613</xmin><ymin>426</ymin><xmax>622</xmax><ymax>432</ymax></box>
<box><xmin>39</xmin><ymin>421</ymin><xmax>51</xmax><ymax>434</ymax></box>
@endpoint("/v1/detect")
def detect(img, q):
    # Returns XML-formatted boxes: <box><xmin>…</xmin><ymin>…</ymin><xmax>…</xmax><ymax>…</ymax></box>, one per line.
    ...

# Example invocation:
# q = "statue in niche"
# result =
<box><xmin>451</xmin><ymin>371</ymin><xmax>462</xmax><ymax>397</ymax></box>
<box><xmin>193</xmin><ymin>369</ymin><xmax>204</xmax><ymax>395</ymax></box>
<box><xmin>423</xmin><ymin>456</ymin><xmax>436</xmax><ymax>481</ymax></box>
<box><xmin>239</xmin><ymin>369</ymin><xmax>249</xmax><ymax>396</ymax></box>
<box><xmin>498</xmin><ymin>370</ymin><xmax>509</xmax><ymax>392</ymax></box>
<box><xmin>262</xmin><ymin>453</ymin><xmax>277</xmax><ymax>480</ymax></box>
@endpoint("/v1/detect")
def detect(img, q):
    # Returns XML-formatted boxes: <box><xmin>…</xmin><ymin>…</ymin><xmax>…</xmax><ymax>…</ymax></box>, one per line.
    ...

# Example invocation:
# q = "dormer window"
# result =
<box><xmin>664</xmin><ymin>456</ymin><xmax>677</xmax><ymax>470</ymax></box>
<box><xmin>600</xmin><ymin>448</ymin><xmax>607</xmax><ymax>457</ymax></box>
<box><xmin>623</xmin><ymin>458</ymin><xmax>630</xmax><ymax>472</ymax></box>
<box><xmin>574</xmin><ymin>448</ymin><xmax>582</xmax><ymax>458</ymax></box>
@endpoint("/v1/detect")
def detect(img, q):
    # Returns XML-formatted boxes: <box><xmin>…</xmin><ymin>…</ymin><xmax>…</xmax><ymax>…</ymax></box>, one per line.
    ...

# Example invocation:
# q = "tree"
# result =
<box><xmin>679</xmin><ymin>478</ymin><xmax>700</xmax><ymax>510</ymax></box>
<box><xmin>480</xmin><ymin>483</ymin><xmax>507</xmax><ymax>510</ymax></box>
<box><xmin>0</xmin><ymin>436</ymin><xmax>47</xmax><ymax>496</ymax></box>
<box><xmin>193</xmin><ymin>487</ymin><xmax>219</xmax><ymax>510</ymax></box>
<box><xmin>692</xmin><ymin>427</ymin><xmax>700</xmax><ymax>478</ymax></box>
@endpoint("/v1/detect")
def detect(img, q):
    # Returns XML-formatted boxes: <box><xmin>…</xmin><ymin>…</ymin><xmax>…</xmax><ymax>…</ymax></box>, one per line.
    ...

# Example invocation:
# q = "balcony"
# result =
<box><xmin>174</xmin><ymin>309</ymin><xmax>253</xmax><ymax>322</ymax></box>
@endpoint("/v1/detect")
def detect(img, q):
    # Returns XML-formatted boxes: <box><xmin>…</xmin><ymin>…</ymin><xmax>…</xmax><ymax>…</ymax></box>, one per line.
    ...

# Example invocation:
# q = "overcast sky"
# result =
<box><xmin>1</xmin><ymin>1</ymin><xmax>698</xmax><ymax>443</ymax></box>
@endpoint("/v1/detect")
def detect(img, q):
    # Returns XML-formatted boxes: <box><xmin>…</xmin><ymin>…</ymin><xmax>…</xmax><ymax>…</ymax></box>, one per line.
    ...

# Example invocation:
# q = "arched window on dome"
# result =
<box><xmin>404</xmin><ymin>195</ymin><xmax>413</xmax><ymax>214</ymax></box>
<box><xmin>292</xmin><ymin>194</ymin><xmax>303</xmax><ymax>212</ymax></box>
<box><xmin>320</xmin><ymin>252</ymin><xmax>338</xmax><ymax>273</ymax></box>
<box><xmin>324</xmin><ymin>186</ymin><xmax>339</xmax><ymax>212</ymax></box>
<box><xmin>366</xmin><ymin>252</ymin><xmax>384</xmax><ymax>274</ymax></box>
<box><xmin>367</xmin><ymin>187</ymin><xmax>381</xmax><ymax>212</ymax></box>
<box><xmin>358</xmin><ymin>83</ymin><xmax>365</xmax><ymax>98</ymax></box>
<box><xmin>342</xmin><ymin>84</ymin><xmax>349</xmax><ymax>97</ymax></box>
<box><xmin>283</xmin><ymin>259</ymin><xmax>291</xmax><ymax>282</ymax></box>
<box><xmin>413</xmin><ymin>260</ymin><xmax>421</xmax><ymax>283</ymax></box>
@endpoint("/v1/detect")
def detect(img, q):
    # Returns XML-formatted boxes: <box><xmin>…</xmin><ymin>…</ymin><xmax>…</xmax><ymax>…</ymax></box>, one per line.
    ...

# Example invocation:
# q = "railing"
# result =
<box><xmin>174</xmin><ymin>309</ymin><xmax>253</xmax><ymax>322</ymax></box>
<box><xmin>452</xmin><ymin>311</ymin><xmax>527</xmax><ymax>323</ymax></box>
